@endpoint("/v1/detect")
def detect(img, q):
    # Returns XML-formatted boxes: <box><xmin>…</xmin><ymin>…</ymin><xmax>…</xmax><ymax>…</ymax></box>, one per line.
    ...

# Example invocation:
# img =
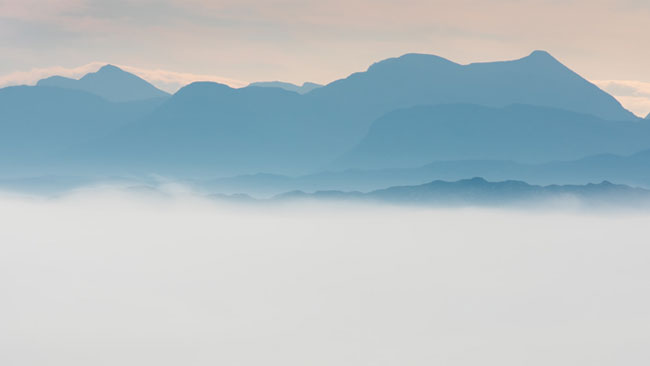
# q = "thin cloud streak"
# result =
<box><xmin>0</xmin><ymin>62</ymin><xmax>248</xmax><ymax>92</ymax></box>
<box><xmin>593</xmin><ymin>80</ymin><xmax>650</xmax><ymax>118</ymax></box>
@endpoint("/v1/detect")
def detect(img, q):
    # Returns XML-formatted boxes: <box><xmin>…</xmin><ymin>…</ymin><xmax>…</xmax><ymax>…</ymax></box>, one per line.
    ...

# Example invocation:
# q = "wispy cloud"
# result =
<box><xmin>0</xmin><ymin>62</ymin><xmax>106</xmax><ymax>88</ymax></box>
<box><xmin>118</xmin><ymin>65</ymin><xmax>248</xmax><ymax>92</ymax></box>
<box><xmin>0</xmin><ymin>62</ymin><xmax>248</xmax><ymax>92</ymax></box>
<box><xmin>593</xmin><ymin>79</ymin><xmax>650</xmax><ymax>118</ymax></box>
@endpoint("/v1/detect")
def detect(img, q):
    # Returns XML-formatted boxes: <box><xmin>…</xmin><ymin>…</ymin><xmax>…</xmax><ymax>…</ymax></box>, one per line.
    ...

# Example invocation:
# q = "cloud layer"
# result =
<box><xmin>1</xmin><ymin>188</ymin><xmax>650</xmax><ymax>365</ymax></box>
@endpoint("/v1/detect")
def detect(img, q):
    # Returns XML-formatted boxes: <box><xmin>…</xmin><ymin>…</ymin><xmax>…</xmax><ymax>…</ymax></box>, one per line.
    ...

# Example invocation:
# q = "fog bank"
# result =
<box><xmin>1</xmin><ymin>189</ymin><xmax>649</xmax><ymax>366</ymax></box>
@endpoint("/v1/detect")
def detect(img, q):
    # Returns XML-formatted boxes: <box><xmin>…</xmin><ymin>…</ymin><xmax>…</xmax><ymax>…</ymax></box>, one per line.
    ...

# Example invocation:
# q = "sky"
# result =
<box><xmin>1</xmin><ymin>0</ymin><xmax>650</xmax><ymax>116</ymax></box>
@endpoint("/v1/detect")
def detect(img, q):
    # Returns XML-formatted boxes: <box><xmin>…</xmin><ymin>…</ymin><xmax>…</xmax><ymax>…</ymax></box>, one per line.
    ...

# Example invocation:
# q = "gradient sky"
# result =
<box><xmin>1</xmin><ymin>0</ymin><xmax>649</xmax><ymax>116</ymax></box>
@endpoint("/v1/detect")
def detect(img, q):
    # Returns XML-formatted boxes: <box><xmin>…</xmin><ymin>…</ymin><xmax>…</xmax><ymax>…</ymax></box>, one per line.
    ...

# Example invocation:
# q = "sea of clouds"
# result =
<box><xmin>1</xmin><ymin>187</ymin><xmax>649</xmax><ymax>366</ymax></box>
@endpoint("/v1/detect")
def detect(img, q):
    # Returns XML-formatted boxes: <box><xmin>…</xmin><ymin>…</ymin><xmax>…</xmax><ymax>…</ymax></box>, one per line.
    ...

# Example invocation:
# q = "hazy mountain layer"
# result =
<box><xmin>0</xmin><ymin>51</ymin><xmax>642</xmax><ymax>177</ymax></box>
<box><xmin>337</xmin><ymin>104</ymin><xmax>650</xmax><ymax>170</ymax></box>
<box><xmin>196</xmin><ymin>149</ymin><xmax>650</xmax><ymax>197</ymax></box>
<box><xmin>275</xmin><ymin>178</ymin><xmax>650</xmax><ymax>207</ymax></box>
<box><xmin>0</xmin><ymin>86</ymin><xmax>167</xmax><ymax>177</ymax></box>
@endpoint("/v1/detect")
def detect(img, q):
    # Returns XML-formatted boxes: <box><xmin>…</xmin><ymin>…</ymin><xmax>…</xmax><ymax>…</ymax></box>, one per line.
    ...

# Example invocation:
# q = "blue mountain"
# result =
<box><xmin>74</xmin><ymin>82</ymin><xmax>331</xmax><ymax>176</ymax></box>
<box><xmin>71</xmin><ymin>51</ymin><xmax>640</xmax><ymax>176</ymax></box>
<box><xmin>337</xmin><ymin>104</ymin><xmax>650</xmax><ymax>170</ymax></box>
<box><xmin>0</xmin><ymin>85</ymin><xmax>166</xmax><ymax>177</ymax></box>
<box><xmin>37</xmin><ymin>64</ymin><xmax>169</xmax><ymax>102</ymax></box>
<box><xmin>0</xmin><ymin>51</ymin><xmax>642</xmax><ymax>178</ymax></box>
<box><xmin>307</xmin><ymin>50</ymin><xmax>637</xmax><ymax>123</ymax></box>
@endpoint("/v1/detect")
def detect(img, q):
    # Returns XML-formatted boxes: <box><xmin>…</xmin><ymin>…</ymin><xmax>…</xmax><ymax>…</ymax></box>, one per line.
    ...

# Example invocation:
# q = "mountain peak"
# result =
<box><xmin>37</xmin><ymin>64</ymin><xmax>169</xmax><ymax>102</ymax></box>
<box><xmin>529</xmin><ymin>50</ymin><xmax>552</xmax><ymax>57</ymax></box>
<box><xmin>521</xmin><ymin>50</ymin><xmax>560</xmax><ymax>64</ymax></box>
<box><xmin>368</xmin><ymin>53</ymin><xmax>458</xmax><ymax>71</ymax></box>
<box><xmin>96</xmin><ymin>64</ymin><xmax>124</xmax><ymax>73</ymax></box>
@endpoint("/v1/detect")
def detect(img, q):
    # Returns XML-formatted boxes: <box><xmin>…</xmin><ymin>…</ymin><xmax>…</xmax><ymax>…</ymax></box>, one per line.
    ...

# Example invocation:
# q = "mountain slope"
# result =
<box><xmin>76</xmin><ymin>82</ymin><xmax>336</xmax><ymax>176</ymax></box>
<box><xmin>0</xmin><ymin>85</ymin><xmax>166</xmax><ymax>176</ymax></box>
<box><xmin>73</xmin><ymin>51</ymin><xmax>639</xmax><ymax>176</ymax></box>
<box><xmin>37</xmin><ymin>65</ymin><xmax>169</xmax><ymax>102</ymax></box>
<box><xmin>308</xmin><ymin>51</ymin><xmax>637</xmax><ymax>123</ymax></box>
<box><xmin>337</xmin><ymin>104</ymin><xmax>650</xmax><ymax>170</ymax></box>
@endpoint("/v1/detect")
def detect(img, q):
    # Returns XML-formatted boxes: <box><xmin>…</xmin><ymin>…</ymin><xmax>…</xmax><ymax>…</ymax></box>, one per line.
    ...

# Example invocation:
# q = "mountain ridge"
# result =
<box><xmin>336</xmin><ymin>103</ymin><xmax>650</xmax><ymax>170</ymax></box>
<box><xmin>37</xmin><ymin>64</ymin><xmax>169</xmax><ymax>102</ymax></box>
<box><xmin>273</xmin><ymin>177</ymin><xmax>650</xmax><ymax>207</ymax></box>
<box><xmin>1</xmin><ymin>50</ymin><xmax>643</xmax><ymax>178</ymax></box>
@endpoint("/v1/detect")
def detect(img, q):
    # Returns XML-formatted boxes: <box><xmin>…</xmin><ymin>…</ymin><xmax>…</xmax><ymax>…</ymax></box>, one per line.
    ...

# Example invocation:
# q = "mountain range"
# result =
<box><xmin>274</xmin><ymin>177</ymin><xmax>650</xmax><ymax>208</ymax></box>
<box><xmin>0</xmin><ymin>51</ymin><xmax>648</xmax><ymax>190</ymax></box>
<box><xmin>336</xmin><ymin>103</ymin><xmax>650</xmax><ymax>169</ymax></box>
<box><xmin>197</xmin><ymin>149</ymin><xmax>650</xmax><ymax>197</ymax></box>
<box><xmin>37</xmin><ymin>64</ymin><xmax>170</xmax><ymax>102</ymax></box>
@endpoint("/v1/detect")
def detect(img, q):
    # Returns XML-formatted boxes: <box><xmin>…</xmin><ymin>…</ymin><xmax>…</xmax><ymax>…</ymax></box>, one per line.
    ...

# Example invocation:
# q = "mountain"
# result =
<box><xmin>337</xmin><ymin>104</ymin><xmax>650</xmax><ymax>170</ymax></box>
<box><xmin>646</xmin><ymin>112</ymin><xmax>650</xmax><ymax>119</ymax></box>
<box><xmin>37</xmin><ymin>64</ymin><xmax>169</xmax><ymax>102</ymax></box>
<box><xmin>248</xmin><ymin>81</ymin><xmax>322</xmax><ymax>94</ymax></box>
<box><xmin>0</xmin><ymin>85</ymin><xmax>166</xmax><ymax>177</ymax></box>
<box><xmin>198</xmin><ymin>148</ymin><xmax>650</xmax><ymax>197</ymax></box>
<box><xmin>306</xmin><ymin>50</ymin><xmax>638</xmax><ymax>123</ymax></box>
<box><xmin>70</xmin><ymin>51</ymin><xmax>639</xmax><ymax>177</ymax></box>
<box><xmin>275</xmin><ymin>177</ymin><xmax>650</xmax><ymax>207</ymax></box>
<box><xmin>72</xmin><ymin>82</ymin><xmax>335</xmax><ymax>176</ymax></box>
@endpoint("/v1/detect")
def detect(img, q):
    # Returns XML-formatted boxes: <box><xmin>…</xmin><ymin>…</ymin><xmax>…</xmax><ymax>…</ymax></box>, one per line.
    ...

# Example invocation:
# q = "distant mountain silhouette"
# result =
<box><xmin>73</xmin><ymin>82</ymin><xmax>334</xmax><ymax>176</ymax></box>
<box><xmin>249</xmin><ymin>81</ymin><xmax>322</xmax><ymax>94</ymax></box>
<box><xmin>646</xmin><ymin>112</ymin><xmax>650</xmax><ymax>119</ymax></box>
<box><xmin>337</xmin><ymin>104</ymin><xmax>650</xmax><ymax>170</ymax></box>
<box><xmin>1</xmin><ymin>51</ymin><xmax>644</xmax><ymax>178</ymax></box>
<box><xmin>198</xmin><ymin>148</ymin><xmax>650</xmax><ymax>196</ymax></box>
<box><xmin>37</xmin><ymin>65</ymin><xmax>169</xmax><ymax>102</ymax></box>
<box><xmin>69</xmin><ymin>51</ymin><xmax>640</xmax><ymax>176</ymax></box>
<box><xmin>0</xmin><ymin>85</ymin><xmax>166</xmax><ymax>177</ymax></box>
<box><xmin>275</xmin><ymin>177</ymin><xmax>650</xmax><ymax>207</ymax></box>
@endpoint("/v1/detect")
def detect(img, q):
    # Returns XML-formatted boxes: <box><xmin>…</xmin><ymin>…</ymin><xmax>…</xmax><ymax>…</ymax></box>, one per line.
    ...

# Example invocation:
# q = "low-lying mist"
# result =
<box><xmin>1</xmin><ymin>186</ymin><xmax>650</xmax><ymax>366</ymax></box>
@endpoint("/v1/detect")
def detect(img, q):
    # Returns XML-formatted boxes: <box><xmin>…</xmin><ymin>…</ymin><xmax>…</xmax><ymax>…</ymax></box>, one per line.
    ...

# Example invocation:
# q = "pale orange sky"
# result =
<box><xmin>1</xmin><ymin>0</ymin><xmax>649</xmax><ymax>116</ymax></box>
